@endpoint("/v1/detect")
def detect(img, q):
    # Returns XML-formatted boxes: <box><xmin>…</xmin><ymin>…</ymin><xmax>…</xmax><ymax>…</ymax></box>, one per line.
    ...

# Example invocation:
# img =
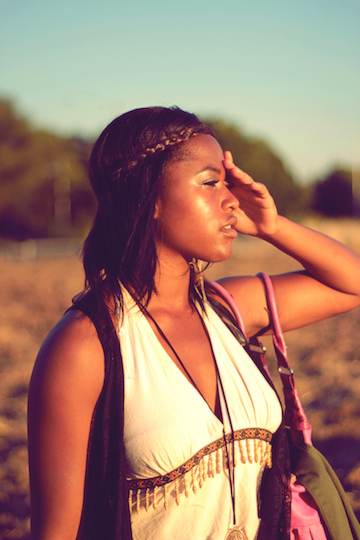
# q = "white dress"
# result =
<box><xmin>119</xmin><ymin>289</ymin><xmax>282</xmax><ymax>540</ymax></box>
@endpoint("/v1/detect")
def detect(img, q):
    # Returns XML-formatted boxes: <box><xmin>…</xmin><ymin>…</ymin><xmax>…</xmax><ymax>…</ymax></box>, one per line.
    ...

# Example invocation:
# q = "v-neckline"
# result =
<box><xmin>140</xmin><ymin>305</ymin><xmax>224</xmax><ymax>425</ymax></box>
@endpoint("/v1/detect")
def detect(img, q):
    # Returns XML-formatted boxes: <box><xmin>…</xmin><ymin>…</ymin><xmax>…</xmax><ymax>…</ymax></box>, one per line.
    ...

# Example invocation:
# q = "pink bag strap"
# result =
<box><xmin>206</xmin><ymin>279</ymin><xmax>247</xmax><ymax>338</ymax></box>
<box><xmin>207</xmin><ymin>275</ymin><xmax>312</xmax><ymax>444</ymax></box>
<box><xmin>256</xmin><ymin>273</ymin><xmax>312</xmax><ymax>443</ymax></box>
<box><xmin>256</xmin><ymin>272</ymin><xmax>289</xmax><ymax>369</ymax></box>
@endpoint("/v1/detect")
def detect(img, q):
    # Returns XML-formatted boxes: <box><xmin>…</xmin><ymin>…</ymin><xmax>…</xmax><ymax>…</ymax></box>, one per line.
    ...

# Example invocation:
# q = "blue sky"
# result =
<box><xmin>1</xmin><ymin>0</ymin><xmax>359</xmax><ymax>183</ymax></box>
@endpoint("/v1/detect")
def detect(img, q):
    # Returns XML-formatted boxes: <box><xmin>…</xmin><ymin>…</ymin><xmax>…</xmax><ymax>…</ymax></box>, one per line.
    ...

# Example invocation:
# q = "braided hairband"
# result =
<box><xmin>111</xmin><ymin>126</ymin><xmax>211</xmax><ymax>179</ymax></box>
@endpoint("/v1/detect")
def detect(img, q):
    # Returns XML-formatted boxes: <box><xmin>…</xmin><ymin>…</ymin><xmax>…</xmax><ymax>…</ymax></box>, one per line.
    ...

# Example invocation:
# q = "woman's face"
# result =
<box><xmin>155</xmin><ymin>134</ymin><xmax>239</xmax><ymax>265</ymax></box>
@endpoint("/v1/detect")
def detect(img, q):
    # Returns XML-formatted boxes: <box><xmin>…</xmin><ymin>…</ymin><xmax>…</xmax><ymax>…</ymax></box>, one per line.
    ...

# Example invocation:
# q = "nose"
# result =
<box><xmin>222</xmin><ymin>186</ymin><xmax>239</xmax><ymax>211</ymax></box>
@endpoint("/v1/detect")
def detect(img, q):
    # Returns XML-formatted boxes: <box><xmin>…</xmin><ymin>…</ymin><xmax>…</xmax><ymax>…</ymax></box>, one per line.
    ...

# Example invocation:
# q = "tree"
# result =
<box><xmin>0</xmin><ymin>100</ymin><xmax>310</xmax><ymax>240</ymax></box>
<box><xmin>311</xmin><ymin>168</ymin><xmax>354</xmax><ymax>217</ymax></box>
<box><xmin>0</xmin><ymin>98</ymin><xmax>95</xmax><ymax>239</ymax></box>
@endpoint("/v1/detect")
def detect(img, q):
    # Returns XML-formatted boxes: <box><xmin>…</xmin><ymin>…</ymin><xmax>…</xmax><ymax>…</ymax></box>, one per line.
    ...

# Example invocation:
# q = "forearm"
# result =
<box><xmin>260</xmin><ymin>216</ymin><xmax>360</xmax><ymax>296</ymax></box>
<box><xmin>224</xmin><ymin>161</ymin><xmax>360</xmax><ymax>329</ymax></box>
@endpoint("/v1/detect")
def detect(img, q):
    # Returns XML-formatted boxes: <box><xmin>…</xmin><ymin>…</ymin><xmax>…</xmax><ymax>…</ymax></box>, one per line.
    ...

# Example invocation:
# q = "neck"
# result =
<box><xmin>148</xmin><ymin>254</ymin><xmax>193</xmax><ymax>314</ymax></box>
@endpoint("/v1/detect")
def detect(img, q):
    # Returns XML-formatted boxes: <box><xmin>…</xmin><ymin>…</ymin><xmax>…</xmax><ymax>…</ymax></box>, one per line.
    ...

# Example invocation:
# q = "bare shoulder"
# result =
<box><xmin>28</xmin><ymin>310</ymin><xmax>106</xmax><ymax>538</ymax></box>
<box><xmin>30</xmin><ymin>308</ymin><xmax>105</xmax><ymax>407</ymax></box>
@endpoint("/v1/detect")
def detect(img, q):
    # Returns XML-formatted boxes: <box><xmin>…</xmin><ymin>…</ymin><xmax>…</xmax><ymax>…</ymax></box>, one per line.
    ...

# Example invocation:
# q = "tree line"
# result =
<box><xmin>0</xmin><ymin>98</ymin><xmax>356</xmax><ymax>241</ymax></box>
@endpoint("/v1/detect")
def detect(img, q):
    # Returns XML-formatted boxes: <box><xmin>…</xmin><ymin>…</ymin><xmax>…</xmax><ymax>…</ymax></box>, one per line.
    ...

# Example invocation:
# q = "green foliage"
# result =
<box><xmin>0</xmin><ymin>99</ymin><xmax>96</xmax><ymax>239</ymax></box>
<box><xmin>0</xmin><ymin>99</ymin><xmax>311</xmax><ymax>240</ymax></box>
<box><xmin>311</xmin><ymin>167</ymin><xmax>356</xmax><ymax>217</ymax></box>
<box><xmin>204</xmin><ymin>118</ymin><xmax>308</xmax><ymax>216</ymax></box>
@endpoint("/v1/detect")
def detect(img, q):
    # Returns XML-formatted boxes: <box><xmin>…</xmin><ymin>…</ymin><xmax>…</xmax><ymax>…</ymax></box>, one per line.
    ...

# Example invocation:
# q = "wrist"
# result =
<box><xmin>257</xmin><ymin>215</ymin><xmax>288</xmax><ymax>241</ymax></box>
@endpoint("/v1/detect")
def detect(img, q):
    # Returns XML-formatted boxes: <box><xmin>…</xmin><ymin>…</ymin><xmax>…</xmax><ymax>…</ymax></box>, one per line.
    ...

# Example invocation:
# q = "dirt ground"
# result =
<box><xmin>1</xmin><ymin>219</ymin><xmax>360</xmax><ymax>538</ymax></box>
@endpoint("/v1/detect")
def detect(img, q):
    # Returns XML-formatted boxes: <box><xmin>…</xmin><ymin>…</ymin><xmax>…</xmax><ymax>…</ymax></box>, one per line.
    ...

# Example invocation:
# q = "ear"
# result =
<box><xmin>154</xmin><ymin>197</ymin><xmax>161</xmax><ymax>220</ymax></box>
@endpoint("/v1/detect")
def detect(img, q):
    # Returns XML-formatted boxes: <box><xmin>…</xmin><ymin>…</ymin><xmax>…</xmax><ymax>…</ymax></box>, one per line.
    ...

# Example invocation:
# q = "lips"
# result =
<box><xmin>221</xmin><ymin>217</ymin><xmax>238</xmax><ymax>238</ymax></box>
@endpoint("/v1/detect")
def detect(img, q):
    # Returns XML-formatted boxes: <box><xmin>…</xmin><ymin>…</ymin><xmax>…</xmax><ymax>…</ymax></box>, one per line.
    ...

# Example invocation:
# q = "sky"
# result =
<box><xmin>1</xmin><ymin>0</ymin><xmax>360</xmax><ymax>184</ymax></box>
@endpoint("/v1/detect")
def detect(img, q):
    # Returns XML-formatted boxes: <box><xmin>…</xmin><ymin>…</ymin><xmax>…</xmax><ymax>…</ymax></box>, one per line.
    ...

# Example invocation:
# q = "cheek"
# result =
<box><xmin>173</xmin><ymin>199</ymin><xmax>211</xmax><ymax>230</ymax></box>
<box><xmin>157</xmin><ymin>189</ymin><xmax>190</xmax><ymax>223</ymax></box>
<box><xmin>157</xmin><ymin>181</ymin><xmax>218</xmax><ymax>234</ymax></box>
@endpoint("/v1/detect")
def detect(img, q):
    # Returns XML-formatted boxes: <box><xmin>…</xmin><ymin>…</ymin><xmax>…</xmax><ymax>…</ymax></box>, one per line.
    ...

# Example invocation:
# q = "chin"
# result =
<box><xmin>194</xmin><ymin>243</ymin><xmax>233</xmax><ymax>264</ymax></box>
<box><xmin>206</xmin><ymin>250</ymin><xmax>233</xmax><ymax>264</ymax></box>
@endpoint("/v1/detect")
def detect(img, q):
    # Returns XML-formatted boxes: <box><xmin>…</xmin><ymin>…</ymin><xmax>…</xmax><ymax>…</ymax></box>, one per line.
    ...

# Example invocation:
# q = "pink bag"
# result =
<box><xmin>291</xmin><ymin>483</ymin><xmax>327</xmax><ymax>539</ymax></box>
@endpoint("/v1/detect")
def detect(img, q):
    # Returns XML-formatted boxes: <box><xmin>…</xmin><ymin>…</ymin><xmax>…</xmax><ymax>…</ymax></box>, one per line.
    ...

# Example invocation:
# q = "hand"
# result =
<box><xmin>224</xmin><ymin>151</ymin><xmax>279</xmax><ymax>237</ymax></box>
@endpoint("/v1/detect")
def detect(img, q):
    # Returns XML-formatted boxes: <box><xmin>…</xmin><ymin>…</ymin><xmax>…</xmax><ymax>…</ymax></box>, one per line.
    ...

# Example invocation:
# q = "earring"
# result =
<box><xmin>189</xmin><ymin>258</ymin><xmax>207</xmax><ymax>302</ymax></box>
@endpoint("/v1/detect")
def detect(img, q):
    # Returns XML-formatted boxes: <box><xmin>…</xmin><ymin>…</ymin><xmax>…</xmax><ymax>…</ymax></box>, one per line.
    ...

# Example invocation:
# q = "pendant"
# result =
<box><xmin>225</xmin><ymin>526</ymin><xmax>247</xmax><ymax>540</ymax></box>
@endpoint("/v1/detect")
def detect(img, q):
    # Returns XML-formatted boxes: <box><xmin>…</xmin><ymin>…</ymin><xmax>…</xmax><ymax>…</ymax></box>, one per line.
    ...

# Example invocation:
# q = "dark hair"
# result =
<box><xmin>82</xmin><ymin>106</ymin><xmax>214</xmax><ymax>312</ymax></box>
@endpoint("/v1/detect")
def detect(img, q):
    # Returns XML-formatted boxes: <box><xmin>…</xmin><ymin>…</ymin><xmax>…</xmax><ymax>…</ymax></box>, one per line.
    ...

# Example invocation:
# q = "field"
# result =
<box><xmin>1</xmin><ymin>218</ymin><xmax>360</xmax><ymax>538</ymax></box>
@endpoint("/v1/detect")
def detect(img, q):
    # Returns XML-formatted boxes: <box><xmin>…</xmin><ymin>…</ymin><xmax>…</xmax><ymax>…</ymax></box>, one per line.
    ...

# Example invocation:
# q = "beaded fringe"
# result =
<box><xmin>128</xmin><ymin>437</ymin><xmax>272</xmax><ymax>514</ymax></box>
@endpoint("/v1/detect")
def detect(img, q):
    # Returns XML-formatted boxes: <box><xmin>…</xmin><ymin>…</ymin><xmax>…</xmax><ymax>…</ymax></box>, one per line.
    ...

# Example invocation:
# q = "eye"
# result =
<box><xmin>202</xmin><ymin>179</ymin><xmax>219</xmax><ymax>187</ymax></box>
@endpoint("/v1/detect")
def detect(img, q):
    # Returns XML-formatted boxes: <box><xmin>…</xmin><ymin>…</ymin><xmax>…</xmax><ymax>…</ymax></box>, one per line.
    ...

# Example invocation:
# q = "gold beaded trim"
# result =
<box><xmin>127</xmin><ymin>428</ymin><xmax>272</xmax><ymax>513</ymax></box>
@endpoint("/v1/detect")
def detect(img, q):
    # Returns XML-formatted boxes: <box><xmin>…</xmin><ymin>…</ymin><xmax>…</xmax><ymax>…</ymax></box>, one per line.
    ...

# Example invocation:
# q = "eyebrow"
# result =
<box><xmin>195</xmin><ymin>165</ymin><xmax>222</xmax><ymax>175</ymax></box>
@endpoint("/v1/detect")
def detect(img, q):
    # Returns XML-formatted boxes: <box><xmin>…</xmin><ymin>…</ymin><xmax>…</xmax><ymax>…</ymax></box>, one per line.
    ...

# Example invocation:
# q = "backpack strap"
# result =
<box><xmin>206</xmin><ymin>280</ymin><xmax>247</xmax><ymax>336</ymax></box>
<box><xmin>205</xmin><ymin>280</ymin><xmax>272</xmax><ymax>382</ymax></box>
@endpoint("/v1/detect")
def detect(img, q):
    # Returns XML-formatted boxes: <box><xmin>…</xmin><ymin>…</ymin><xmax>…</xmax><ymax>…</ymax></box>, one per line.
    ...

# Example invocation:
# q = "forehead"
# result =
<box><xmin>172</xmin><ymin>134</ymin><xmax>223</xmax><ymax>164</ymax></box>
<box><xmin>162</xmin><ymin>135</ymin><xmax>225</xmax><ymax>186</ymax></box>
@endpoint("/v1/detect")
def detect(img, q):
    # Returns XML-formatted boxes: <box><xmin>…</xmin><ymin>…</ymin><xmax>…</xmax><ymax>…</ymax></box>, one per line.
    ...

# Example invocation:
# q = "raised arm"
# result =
<box><xmin>28</xmin><ymin>310</ymin><xmax>104</xmax><ymax>540</ymax></box>
<box><xmin>218</xmin><ymin>153</ymin><xmax>360</xmax><ymax>336</ymax></box>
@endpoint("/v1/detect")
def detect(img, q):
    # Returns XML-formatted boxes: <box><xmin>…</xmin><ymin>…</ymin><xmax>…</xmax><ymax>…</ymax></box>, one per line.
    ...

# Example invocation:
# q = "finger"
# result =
<box><xmin>223</xmin><ymin>150</ymin><xmax>233</xmax><ymax>162</ymax></box>
<box><xmin>239</xmin><ymin>179</ymin><xmax>269</xmax><ymax>193</ymax></box>
<box><xmin>225</xmin><ymin>164</ymin><xmax>254</xmax><ymax>185</ymax></box>
<box><xmin>231</xmin><ymin>178</ymin><xmax>270</xmax><ymax>202</ymax></box>
<box><xmin>248</xmin><ymin>182</ymin><xmax>269</xmax><ymax>197</ymax></box>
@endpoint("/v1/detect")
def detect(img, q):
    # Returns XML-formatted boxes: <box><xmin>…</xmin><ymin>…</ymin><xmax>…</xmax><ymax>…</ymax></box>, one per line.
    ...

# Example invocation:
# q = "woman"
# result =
<box><xmin>28</xmin><ymin>106</ymin><xmax>360</xmax><ymax>540</ymax></box>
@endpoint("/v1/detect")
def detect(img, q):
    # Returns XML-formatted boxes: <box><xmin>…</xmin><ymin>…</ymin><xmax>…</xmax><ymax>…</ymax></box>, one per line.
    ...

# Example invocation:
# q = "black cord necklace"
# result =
<box><xmin>144</xmin><ymin>306</ymin><xmax>237</xmax><ymax>525</ymax></box>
